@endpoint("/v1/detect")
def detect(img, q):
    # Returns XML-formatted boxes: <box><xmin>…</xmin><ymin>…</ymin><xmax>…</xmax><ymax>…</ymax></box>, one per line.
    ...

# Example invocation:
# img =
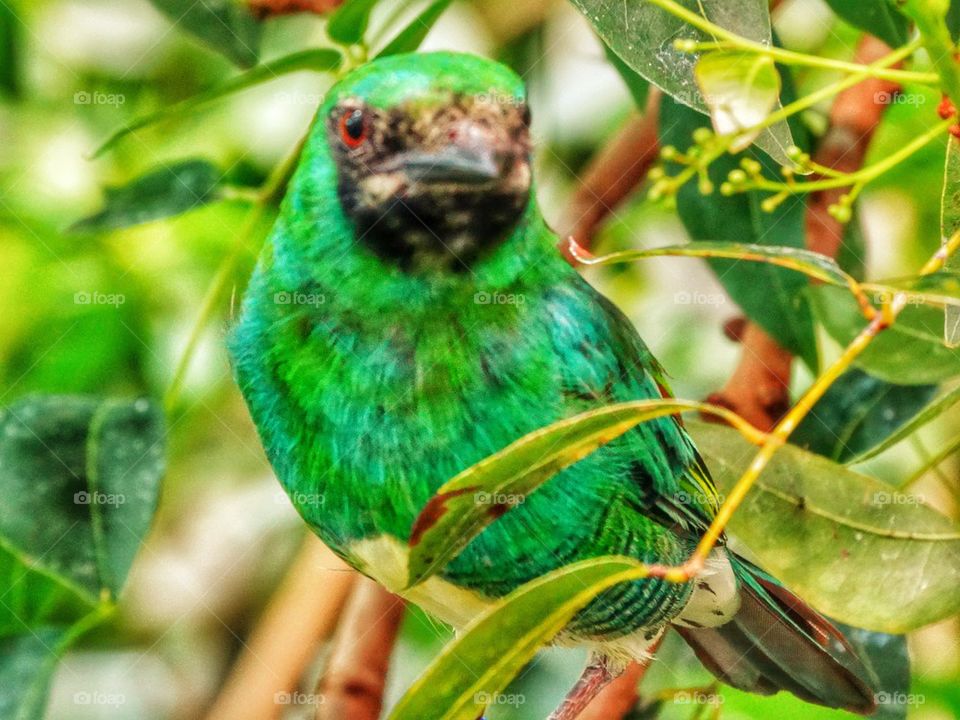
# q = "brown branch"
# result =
<box><xmin>560</xmin><ymin>90</ymin><xmax>661</xmax><ymax>260</ymax></box>
<box><xmin>204</xmin><ymin>535</ymin><xmax>355</xmax><ymax>720</ymax></box>
<box><xmin>248</xmin><ymin>0</ymin><xmax>343</xmax><ymax>18</ymax></box>
<box><xmin>315</xmin><ymin>579</ymin><xmax>406</xmax><ymax>720</ymax></box>
<box><xmin>710</xmin><ymin>36</ymin><xmax>898</xmax><ymax>431</ymax></box>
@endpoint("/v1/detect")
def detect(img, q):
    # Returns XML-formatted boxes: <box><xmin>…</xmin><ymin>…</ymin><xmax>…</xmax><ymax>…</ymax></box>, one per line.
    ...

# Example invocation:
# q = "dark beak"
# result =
<box><xmin>394</xmin><ymin>147</ymin><xmax>500</xmax><ymax>186</ymax></box>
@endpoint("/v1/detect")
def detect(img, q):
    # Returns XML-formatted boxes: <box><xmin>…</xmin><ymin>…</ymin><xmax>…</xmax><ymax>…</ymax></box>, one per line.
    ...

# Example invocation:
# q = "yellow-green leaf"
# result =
<box><xmin>695</xmin><ymin>51</ymin><xmax>781</xmax><ymax>151</ymax></box>
<box><xmin>389</xmin><ymin>556</ymin><xmax>648</xmax><ymax>720</ymax></box>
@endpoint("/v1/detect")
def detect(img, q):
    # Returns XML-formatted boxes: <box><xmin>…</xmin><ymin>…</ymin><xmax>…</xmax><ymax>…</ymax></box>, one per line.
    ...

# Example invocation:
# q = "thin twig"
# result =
<box><xmin>203</xmin><ymin>536</ymin><xmax>355</xmax><ymax>720</ymax></box>
<box><xmin>248</xmin><ymin>0</ymin><xmax>343</xmax><ymax>18</ymax></box>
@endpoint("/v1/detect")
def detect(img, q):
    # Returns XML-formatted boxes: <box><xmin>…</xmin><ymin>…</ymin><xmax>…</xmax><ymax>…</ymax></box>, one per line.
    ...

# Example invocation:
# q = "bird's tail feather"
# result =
<box><xmin>676</xmin><ymin>555</ymin><xmax>878</xmax><ymax>715</ymax></box>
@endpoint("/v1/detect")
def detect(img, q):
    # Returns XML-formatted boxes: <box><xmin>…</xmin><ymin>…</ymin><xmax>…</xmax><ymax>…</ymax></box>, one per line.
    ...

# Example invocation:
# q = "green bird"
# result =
<box><xmin>230</xmin><ymin>51</ymin><xmax>877</xmax><ymax>718</ymax></box>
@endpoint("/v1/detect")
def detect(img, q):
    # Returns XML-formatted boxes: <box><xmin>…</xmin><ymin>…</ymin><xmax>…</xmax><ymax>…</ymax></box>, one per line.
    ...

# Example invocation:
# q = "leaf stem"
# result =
<box><xmin>163</xmin><ymin>136</ymin><xmax>307</xmax><ymax>413</ymax></box>
<box><xmin>649</xmin><ymin>0</ymin><xmax>936</xmax><ymax>84</ymax></box>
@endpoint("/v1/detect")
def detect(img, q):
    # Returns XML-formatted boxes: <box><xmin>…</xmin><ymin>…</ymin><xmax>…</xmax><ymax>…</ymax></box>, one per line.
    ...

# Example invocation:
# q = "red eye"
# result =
<box><xmin>339</xmin><ymin>109</ymin><xmax>368</xmax><ymax>148</ymax></box>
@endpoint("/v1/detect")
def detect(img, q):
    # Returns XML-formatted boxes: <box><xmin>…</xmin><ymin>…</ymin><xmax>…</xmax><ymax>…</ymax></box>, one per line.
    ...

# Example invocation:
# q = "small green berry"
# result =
<box><xmin>720</xmin><ymin>182</ymin><xmax>735</xmax><ymax>196</ymax></box>
<box><xmin>728</xmin><ymin>169</ymin><xmax>747</xmax><ymax>185</ymax></box>
<box><xmin>660</xmin><ymin>145</ymin><xmax>678</xmax><ymax>161</ymax></box>
<box><xmin>692</xmin><ymin>127</ymin><xmax>713</xmax><ymax>145</ymax></box>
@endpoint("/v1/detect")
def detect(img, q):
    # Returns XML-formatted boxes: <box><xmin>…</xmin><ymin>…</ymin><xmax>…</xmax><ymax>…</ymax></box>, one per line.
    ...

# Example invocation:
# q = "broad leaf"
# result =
<box><xmin>569</xmin><ymin>0</ymin><xmax>795</xmax><ymax>164</ymax></box>
<box><xmin>604</xmin><ymin>41</ymin><xmax>650</xmax><ymax>109</ymax></box>
<box><xmin>389</xmin><ymin>556</ymin><xmax>648</xmax><ymax>720</ymax></box>
<box><xmin>823</xmin><ymin>0</ymin><xmax>911</xmax><ymax>48</ymax></box>
<box><xmin>0</xmin><ymin>628</ymin><xmax>72</xmax><ymax>720</ymax></box>
<box><xmin>809</xmin><ymin>285</ymin><xmax>960</xmax><ymax>384</ymax></box>
<box><xmin>792</xmin><ymin>369</ymin><xmax>937</xmax><ymax>462</ymax></box>
<box><xmin>660</xmin><ymin>95</ymin><xmax>819</xmax><ymax>370</ymax></box>
<box><xmin>848</xmin><ymin>383</ymin><xmax>960</xmax><ymax>464</ymax></box>
<box><xmin>376</xmin><ymin>0</ymin><xmax>452</xmax><ymax>57</ymax></box>
<box><xmin>691</xmin><ymin>420</ymin><xmax>960</xmax><ymax>632</ymax></box>
<box><xmin>0</xmin><ymin>395</ymin><xmax>165</xmax><ymax>633</ymax></box>
<box><xmin>70</xmin><ymin>160</ymin><xmax>226</xmax><ymax>232</ymax></box>
<box><xmin>0</xmin><ymin>3</ymin><xmax>18</xmax><ymax>98</ymax></box>
<box><xmin>695</xmin><ymin>51</ymin><xmax>780</xmax><ymax>151</ymax></box>
<box><xmin>93</xmin><ymin>49</ymin><xmax>342</xmax><ymax>157</ymax></box>
<box><xmin>405</xmin><ymin>399</ymin><xmax>752</xmax><ymax>588</ymax></box>
<box><xmin>146</xmin><ymin>0</ymin><xmax>262</xmax><ymax>68</ymax></box>
<box><xmin>327</xmin><ymin>0</ymin><xmax>380</xmax><ymax>44</ymax></box>
<box><xmin>941</xmin><ymin>136</ymin><xmax>960</xmax><ymax>346</ymax></box>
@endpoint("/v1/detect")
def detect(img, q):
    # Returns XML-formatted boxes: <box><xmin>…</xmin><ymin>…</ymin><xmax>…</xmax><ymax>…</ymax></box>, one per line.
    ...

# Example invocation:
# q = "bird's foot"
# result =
<box><xmin>547</xmin><ymin>654</ymin><xmax>619</xmax><ymax>720</ymax></box>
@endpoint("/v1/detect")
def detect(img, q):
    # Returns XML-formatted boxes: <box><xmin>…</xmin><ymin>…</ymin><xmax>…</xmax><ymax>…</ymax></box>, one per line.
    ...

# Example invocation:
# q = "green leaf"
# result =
<box><xmin>569</xmin><ymin>0</ymin><xmax>795</xmax><ymax>164</ymax></box>
<box><xmin>70</xmin><ymin>160</ymin><xmax>226</xmax><ymax>233</ymax></box>
<box><xmin>792</xmin><ymin>369</ymin><xmax>937</xmax><ymax>462</ymax></box>
<box><xmin>604</xmin><ymin>41</ymin><xmax>650</xmax><ymax>109</ymax></box>
<box><xmin>0</xmin><ymin>3</ymin><xmax>19</xmax><ymax>98</ymax></box>
<box><xmin>659</xmin><ymin>94</ymin><xmax>819</xmax><ymax>370</ymax></box>
<box><xmin>0</xmin><ymin>395</ymin><xmax>165</xmax><ymax>633</ymax></box>
<box><xmin>389</xmin><ymin>556</ymin><xmax>648</xmax><ymax>720</ymax></box>
<box><xmin>848</xmin><ymin>383</ymin><xmax>960</xmax><ymax>464</ymax></box>
<box><xmin>809</xmin><ymin>284</ymin><xmax>960</xmax><ymax>384</ymax></box>
<box><xmin>940</xmin><ymin>136</ymin><xmax>960</xmax><ymax>346</ymax></box>
<box><xmin>823</xmin><ymin>0</ymin><xmax>911</xmax><ymax>48</ymax></box>
<box><xmin>405</xmin><ymin>399</ymin><xmax>748</xmax><ymax>588</ymax></box>
<box><xmin>146</xmin><ymin>0</ymin><xmax>262</xmax><ymax>68</ymax></box>
<box><xmin>93</xmin><ymin>49</ymin><xmax>342</xmax><ymax>157</ymax></box>
<box><xmin>376</xmin><ymin>0</ymin><xmax>452</xmax><ymax>57</ymax></box>
<box><xmin>691</xmin><ymin>420</ymin><xmax>960</xmax><ymax>632</ymax></box>
<box><xmin>327</xmin><ymin>0</ymin><xmax>381</xmax><ymax>45</ymax></box>
<box><xmin>0</xmin><ymin>628</ymin><xmax>71</xmax><ymax>720</ymax></box>
<box><xmin>695</xmin><ymin>51</ymin><xmax>781</xmax><ymax>152</ymax></box>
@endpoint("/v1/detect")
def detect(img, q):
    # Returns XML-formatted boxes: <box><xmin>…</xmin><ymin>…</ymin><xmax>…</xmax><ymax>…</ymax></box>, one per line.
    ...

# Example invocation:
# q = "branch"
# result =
<box><xmin>203</xmin><ymin>535</ymin><xmax>355</xmax><ymax>720</ymax></box>
<box><xmin>711</xmin><ymin>36</ymin><xmax>900</xmax><ymax>431</ymax></box>
<box><xmin>248</xmin><ymin>0</ymin><xmax>343</xmax><ymax>18</ymax></box>
<box><xmin>315</xmin><ymin>580</ymin><xmax>406</xmax><ymax>720</ymax></box>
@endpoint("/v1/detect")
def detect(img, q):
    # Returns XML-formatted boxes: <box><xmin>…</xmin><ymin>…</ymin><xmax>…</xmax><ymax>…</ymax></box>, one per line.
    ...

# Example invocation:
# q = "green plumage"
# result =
<box><xmin>230</xmin><ymin>51</ymin><xmax>876</xmax><ymax>713</ymax></box>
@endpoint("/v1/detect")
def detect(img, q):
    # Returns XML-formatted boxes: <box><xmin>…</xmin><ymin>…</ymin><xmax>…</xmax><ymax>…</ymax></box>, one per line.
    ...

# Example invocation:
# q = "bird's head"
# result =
<box><xmin>320</xmin><ymin>52</ymin><xmax>533</xmax><ymax>272</ymax></box>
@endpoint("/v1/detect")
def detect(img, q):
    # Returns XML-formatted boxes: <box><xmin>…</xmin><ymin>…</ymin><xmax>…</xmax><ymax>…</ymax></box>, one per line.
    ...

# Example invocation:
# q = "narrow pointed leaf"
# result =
<box><xmin>691</xmin><ymin>420</ymin><xmax>960</xmax><ymax>632</ymax></box>
<box><xmin>941</xmin><ymin>136</ymin><xmax>960</xmax><ymax>346</ymax></box>
<box><xmin>792</xmin><ymin>369</ymin><xmax>937</xmax><ymax>463</ymax></box>
<box><xmin>406</xmin><ymin>400</ymin><xmax>753</xmax><ymax>588</ymax></box>
<box><xmin>377</xmin><ymin>0</ymin><xmax>453</xmax><ymax>57</ymax></box>
<box><xmin>146</xmin><ymin>0</ymin><xmax>262</xmax><ymax>68</ymax></box>
<box><xmin>327</xmin><ymin>0</ymin><xmax>381</xmax><ymax>44</ymax></box>
<box><xmin>389</xmin><ymin>556</ymin><xmax>648</xmax><ymax>720</ymax></box>
<box><xmin>570</xmin><ymin>0</ymin><xmax>795</xmax><ymax>164</ymax></box>
<box><xmin>809</xmin><ymin>285</ymin><xmax>960</xmax><ymax>384</ymax></box>
<box><xmin>70</xmin><ymin>160</ymin><xmax>226</xmax><ymax>233</ymax></box>
<box><xmin>848</xmin><ymin>383</ymin><xmax>960</xmax><ymax>464</ymax></box>
<box><xmin>93</xmin><ymin>49</ymin><xmax>342</xmax><ymax>157</ymax></box>
<box><xmin>695</xmin><ymin>51</ymin><xmax>780</xmax><ymax>151</ymax></box>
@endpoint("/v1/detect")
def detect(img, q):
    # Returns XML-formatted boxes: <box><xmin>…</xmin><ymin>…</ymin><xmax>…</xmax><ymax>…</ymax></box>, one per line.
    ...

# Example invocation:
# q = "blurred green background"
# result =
<box><xmin>1</xmin><ymin>0</ymin><xmax>959</xmax><ymax>718</ymax></box>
